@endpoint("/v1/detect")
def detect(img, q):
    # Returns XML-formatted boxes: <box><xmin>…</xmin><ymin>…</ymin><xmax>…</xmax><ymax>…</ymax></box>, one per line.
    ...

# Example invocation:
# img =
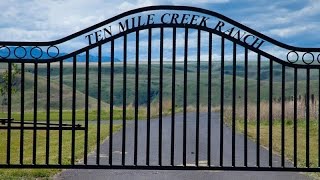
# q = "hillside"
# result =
<box><xmin>0</xmin><ymin>70</ymin><xmax>108</xmax><ymax>112</ymax></box>
<box><xmin>28</xmin><ymin>61</ymin><xmax>320</xmax><ymax>107</ymax></box>
<box><xmin>0</xmin><ymin>61</ymin><xmax>318</xmax><ymax>112</ymax></box>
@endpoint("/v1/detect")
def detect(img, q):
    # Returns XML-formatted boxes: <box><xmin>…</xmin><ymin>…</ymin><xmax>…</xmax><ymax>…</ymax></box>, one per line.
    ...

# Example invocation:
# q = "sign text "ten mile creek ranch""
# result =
<box><xmin>84</xmin><ymin>13</ymin><xmax>265</xmax><ymax>49</ymax></box>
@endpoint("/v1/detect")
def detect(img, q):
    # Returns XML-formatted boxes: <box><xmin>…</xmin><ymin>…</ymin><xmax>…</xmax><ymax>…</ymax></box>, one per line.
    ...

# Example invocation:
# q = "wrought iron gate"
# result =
<box><xmin>0</xmin><ymin>6</ymin><xmax>320</xmax><ymax>171</ymax></box>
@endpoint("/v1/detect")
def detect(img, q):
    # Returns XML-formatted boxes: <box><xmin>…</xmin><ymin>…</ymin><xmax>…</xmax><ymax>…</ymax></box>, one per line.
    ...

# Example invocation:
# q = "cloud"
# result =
<box><xmin>171</xmin><ymin>0</ymin><xmax>229</xmax><ymax>4</ymax></box>
<box><xmin>0</xmin><ymin>0</ymin><xmax>319</xmax><ymax>55</ymax></box>
<box><xmin>0</xmin><ymin>0</ymin><xmax>159</xmax><ymax>41</ymax></box>
<box><xmin>0</xmin><ymin>0</ymin><xmax>230</xmax><ymax>42</ymax></box>
<box><xmin>267</xmin><ymin>24</ymin><xmax>318</xmax><ymax>38</ymax></box>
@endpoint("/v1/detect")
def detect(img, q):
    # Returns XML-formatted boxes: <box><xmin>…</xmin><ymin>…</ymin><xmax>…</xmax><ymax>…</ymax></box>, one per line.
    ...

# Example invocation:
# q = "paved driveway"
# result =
<box><xmin>55</xmin><ymin>113</ymin><xmax>312</xmax><ymax>180</ymax></box>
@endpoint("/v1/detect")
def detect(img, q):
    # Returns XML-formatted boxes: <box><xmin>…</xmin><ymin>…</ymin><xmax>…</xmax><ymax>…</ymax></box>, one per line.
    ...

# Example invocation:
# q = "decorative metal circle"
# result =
<box><xmin>0</xmin><ymin>46</ymin><xmax>11</xmax><ymax>59</ymax></box>
<box><xmin>30</xmin><ymin>46</ymin><xmax>43</xmax><ymax>59</ymax></box>
<box><xmin>47</xmin><ymin>45</ymin><xmax>59</xmax><ymax>58</ymax></box>
<box><xmin>302</xmin><ymin>52</ymin><xmax>314</xmax><ymax>65</ymax></box>
<box><xmin>286</xmin><ymin>51</ymin><xmax>299</xmax><ymax>64</ymax></box>
<box><xmin>317</xmin><ymin>54</ymin><xmax>320</xmax><ymax>64</ymax></box>
<box><xmin>14</xmin><ymin>46</ymin><xmax>27</xmax><ymax>59</ymax></box>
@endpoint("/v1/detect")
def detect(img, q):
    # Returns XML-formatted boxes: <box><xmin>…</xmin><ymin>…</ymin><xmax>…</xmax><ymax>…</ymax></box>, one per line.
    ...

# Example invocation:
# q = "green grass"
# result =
<box><xmin>0</xmin><ymin>105</ymin><xmax>179</xmax><ymax>122</ymax></box>
<box><xmin>0</xmin><ymin>124</ymin><xmax>121</xmax><ymax>179</ymax></box>
<box><xmin>236</xmin><ymin>120</ymin><xmax>317</xmax><ymax>167</ymax></box>
<box><xmin>236</xmin><ymin>119</ymin><xmax>320</xmax><ymax>179</ymax></box>
<box><xmin>222</xmin><ymin>97</ymin><xmax>320</xmax><ymax>178</ymax></box>
<box><xmin>0</xmin><ymin>70</ymin><xmax>107</xmax><ymax>111</ymax></box>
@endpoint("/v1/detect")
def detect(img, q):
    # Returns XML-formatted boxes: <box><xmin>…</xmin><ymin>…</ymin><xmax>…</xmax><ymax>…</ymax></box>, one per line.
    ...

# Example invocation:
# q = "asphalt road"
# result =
<box><xmin>55</xmin><ymin>112</ymin><xmax>312</xmax><ymax>180</ymax></box>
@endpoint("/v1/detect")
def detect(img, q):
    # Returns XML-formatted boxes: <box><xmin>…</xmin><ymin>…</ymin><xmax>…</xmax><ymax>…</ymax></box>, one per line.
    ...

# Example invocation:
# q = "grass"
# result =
<box><xmin>0</xmin><ymin>124</ymin><xmax>122</xmax><ymax>179</ymax></box>
<box><xmin>222</xmin><ymin>100</ymin><xmax>320</xmax><ymax>122</ymax></box>
<box><xmin>235</xmin><ymin>119</ymin><xmax>317</xmax><ymax>166</ymax></box>
<box><xmin>237</xmin><ymin>120</ymin><xmax>320</xmax><ymax>178</ymax></box>
<box><xmin>0</xmin><ymin>101</ymin><xmax>179</xmax><ymax>122</ymax></box>
<box><xmin>222</xmin><ymin>99</ymin><xmax>320</xmax><ymax>178</ymax></box>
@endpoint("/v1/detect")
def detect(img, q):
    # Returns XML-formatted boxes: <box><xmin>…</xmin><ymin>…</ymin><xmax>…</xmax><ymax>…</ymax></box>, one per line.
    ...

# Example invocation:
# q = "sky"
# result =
<box><xmin>0</xmin><ymin>0</ymin><xmax>319</xmax><ymax>61</ymax></box>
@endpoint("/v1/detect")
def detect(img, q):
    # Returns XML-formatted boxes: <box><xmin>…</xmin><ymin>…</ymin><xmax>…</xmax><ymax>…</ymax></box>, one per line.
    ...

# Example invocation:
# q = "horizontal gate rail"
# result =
<box><xmin>0</xmin><ymin>165</ymin><xmax>319</xmax><ymax>172</ymax></box>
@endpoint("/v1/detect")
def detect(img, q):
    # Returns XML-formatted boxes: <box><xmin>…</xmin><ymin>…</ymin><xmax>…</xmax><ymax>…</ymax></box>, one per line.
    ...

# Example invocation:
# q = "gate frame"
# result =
<box><xmin>0</xmin><ymin>5</ymin><xmax>319</xmax><ymax>172</ymax></box>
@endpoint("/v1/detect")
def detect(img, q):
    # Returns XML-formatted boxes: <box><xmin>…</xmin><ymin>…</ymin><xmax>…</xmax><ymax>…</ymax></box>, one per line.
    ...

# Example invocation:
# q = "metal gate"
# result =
<box><xmin>0</xmin><ymin>6</ymin><xmax>320</xmax><ymax>171</ymax></box>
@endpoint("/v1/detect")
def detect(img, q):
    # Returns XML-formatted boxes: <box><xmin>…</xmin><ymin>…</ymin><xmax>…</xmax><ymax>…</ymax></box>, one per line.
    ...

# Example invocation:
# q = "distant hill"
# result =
<box><xmin>0</xmin><ymin>47</ymin><xmax>121</xmax><ymax>62</ymax></box>
<box><xmin>0</xmin><ymin>71</ymin><xmax>108</xmax><ymax>111</ymax></box>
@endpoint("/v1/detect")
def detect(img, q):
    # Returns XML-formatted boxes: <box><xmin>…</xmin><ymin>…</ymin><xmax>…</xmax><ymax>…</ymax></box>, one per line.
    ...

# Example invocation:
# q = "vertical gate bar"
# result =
<box><xmin>84</xmin><ymin>50</ymin><xmax>89</xmax><ymax>165</ymax></box>
<box><xmin>171</xmin><ymin>27</ymin><xmax>176</xmax><ymax>166</ymax></box>
<box><xmin>7</xmin><ymin>62</ymin><xmax>12</xmax><ymax>165</ymax></box>
<box><xmin>183</xmin><ymin>27</ymin><xmax>188</xmax><ymax>167</ymax></box>
<box><xmin>134</xmin><ymin>31</ymin><xmax>139</xmax><ymax>166</ymax></box>
<box><xmin>207</xmin><ymin>32</ymin><xmax>212</xmax><ymax>167</ymax></box>
<box><xmin>319</xmin><ymin>69</ymin><xmax>320</xmax><ymax>167</ymax></box>
<box><xmin>146</xmin><ymin>28</ymin><xmax>152</xmax><ymax>166</ymax></box>
<box><xmin>71</xmin><ymin>55</ymin><xmax>76</xmax><ymax>165</ymax></box>
<box><xmin>58</xmin><ymin>60</ymin><xmax>63</xmax><ymax>165</ymax></box>
<box><xmin>122</xmin><ymin>34</ymin><xmax>127</xmax><ymax>166</ymax></box>
<box><xmin>46</xmin><ymin>62</ymin><xmax>51</xmax><ymax>165</ymax></box>
<box><xmin>232</xmin><ymin>42</ymin><xmax>236</xmax><ymax>167</ymax></box>
<box><xmin>257</xmin><ymin>54</ymin><xmax>261</xmax><ymax>167</ymax></box>
<box><xmin>109</xmin><ymin>39</ymin><xmax>115</xmax><ymax>166</ymax></box>
<box><xmin>196</xmin><ymin>29</ymin><xmax>201</xmax><ymax>167</ymax></box>
<box><xmin>33</xmin><ymin>62</ymin><xmax>38</xmax><ymax>165</ymax></box>
<box><xmin>293</xmin><ymin>68</ymin><xmax>297</xmax><ymax>167</ymax></box>
<box><xmin>306</xmin><ymin>68</ymin><xmax>310</xmax><ymax>168</ymax></box>
<box><xmin>281</xmin><ymin>65</ymin><xmax>285</xmax><ymax>167</ymax></box>
<box><xmin>159</xmin><ymin>27</ymin><xmax>164</xmax><ymax>166</ymax></box>
<box><xmin>96</xmin><ymin>47</ymin><xmax>101</xmax><ymax>165</ymax></box>
<box><xmin>244</xmin><ymin>48</ymin><xmax>248</xmax><ymax>167</ymax></box>
<box><xmin>220</xmin><ymin>37</ymin><xmax>225</xmax><ymax>167</ymax></box>
<box><xmin>269</xmin><ymin>59</ymin><xmax>273</xmax><ymax>167</ymax></box>
<box><xmin>20</xmin><ymin>63</ymin><xmax>25</xmax><ymax>165</ymax></box>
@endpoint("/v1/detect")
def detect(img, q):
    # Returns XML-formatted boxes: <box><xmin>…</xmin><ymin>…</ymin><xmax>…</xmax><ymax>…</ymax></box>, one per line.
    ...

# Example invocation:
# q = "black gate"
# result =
<box><xmin>0</xmin><ymin>5</ymin><xmax>320</xmax><ymax>171</ymax></box>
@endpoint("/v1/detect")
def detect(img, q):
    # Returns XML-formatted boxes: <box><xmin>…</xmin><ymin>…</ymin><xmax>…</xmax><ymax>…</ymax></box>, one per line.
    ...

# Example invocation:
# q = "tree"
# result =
<box><xmin>0</xmin><ymin>64</ymin><xmax>21</xmax><ymax>111</ymax></box>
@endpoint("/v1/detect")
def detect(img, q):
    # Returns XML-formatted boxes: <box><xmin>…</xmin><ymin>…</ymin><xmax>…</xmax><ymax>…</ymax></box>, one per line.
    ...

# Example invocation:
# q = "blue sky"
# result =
<box><xmin>0</xmin><ymin>0</ymin><xmax>319</xmax><ymax>61</ymax></box>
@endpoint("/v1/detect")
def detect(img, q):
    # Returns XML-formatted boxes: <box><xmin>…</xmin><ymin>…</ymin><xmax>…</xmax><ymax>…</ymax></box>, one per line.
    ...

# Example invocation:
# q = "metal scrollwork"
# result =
<box><xmin>0</xmin><ymin>45</ymin><xmax>11</xmax><ymax>59</ymax></box>
<box><xmin>14</xmin><ymin>46</ymin><xmax>27</xmax><ymax>59</ymax></box>
<box><xmin>287</xmin><ymin>51</ymin><xmax>318</xmax><ymax>65</ymax></box>
<box><xmin>302</xmin><ymin>52</ymin><xmax>314</xmax><ymax>65</ymax></box>
<box><xmin>0</xmin><ymin>45</ymin><xmax>60</xmax><ymax>60</ymax></box>
<box><xmin>30</xmin><ymin>46</ymin><xmax>43</xmax><ymax>59</ymax></box>
<box><xmin>286</xmin><ymin>51</ymin><xmax>299</xmax><ymax>64</ymax></box>
<box><xmin>47</xmin><ymin>45</ymin><xmax>60</xmax><ymax>58</ymax></box>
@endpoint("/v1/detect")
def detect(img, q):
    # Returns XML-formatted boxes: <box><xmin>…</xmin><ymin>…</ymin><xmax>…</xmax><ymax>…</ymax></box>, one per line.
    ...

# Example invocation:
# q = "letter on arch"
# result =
<box><xmin>214</xmin><ymin>21</ymin><xmax>225</xmax><ymax>32</ymax></box>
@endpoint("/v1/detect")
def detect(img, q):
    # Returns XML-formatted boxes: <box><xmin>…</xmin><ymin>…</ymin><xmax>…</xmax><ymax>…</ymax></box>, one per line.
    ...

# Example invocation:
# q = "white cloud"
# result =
<box><xmin>0</xmin><ymin>0</ymin><xmax>233</xmax><ymax>42</ymax></box>
<box><xmin>0</xmin><ymin>0</ymin><xmax>319</xmax><ymax>58</ymax></box>
<box><xmin>0</xmin><ymin>0</ymin><xmax>160</xmax><ymax>41</ymax></box>
<box><xmin>171</xmin><ymin>0</ymin><xmax>229</xmax><ymax>4</ymax></box>
<box><xmin>230</xmin><ymin>0</ymin><xmax>320</xmax><ymax>48</ymax></box>
<box><xmin>268</xmin><ymin>24</ymin><xmax>318</xmax><ymax>38</ymax></box>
